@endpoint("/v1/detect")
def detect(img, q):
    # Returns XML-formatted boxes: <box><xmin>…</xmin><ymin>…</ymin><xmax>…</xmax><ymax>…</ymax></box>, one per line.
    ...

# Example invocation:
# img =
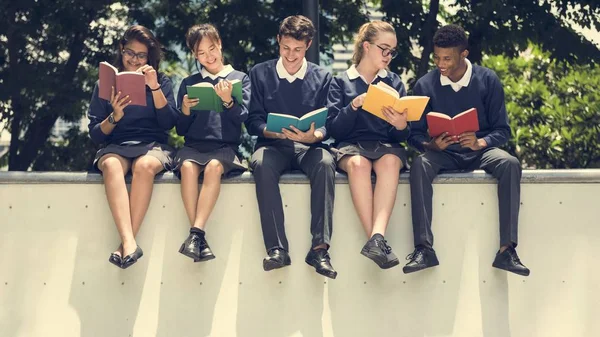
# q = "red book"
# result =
<box><xmin>426</xmin><ymin>107</ymin><xmax>479</xmax><ymax>139</ymax></box>
<box><xmin>98</xmin><ymin>62</ymin><xmax>147</xmax><ymax>106</ymax></box>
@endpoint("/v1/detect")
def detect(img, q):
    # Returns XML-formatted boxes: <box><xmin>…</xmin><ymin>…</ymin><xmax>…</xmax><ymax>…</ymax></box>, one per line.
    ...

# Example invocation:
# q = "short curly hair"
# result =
<box><xmin>433</xmin><ymin>24</ymin><xmax>468</xmax><ymax>51</ymax></box>
<box><xmin>278</xmin><ymin>15</ymin><xmax>315</xmax><ymax>44</ymax></box>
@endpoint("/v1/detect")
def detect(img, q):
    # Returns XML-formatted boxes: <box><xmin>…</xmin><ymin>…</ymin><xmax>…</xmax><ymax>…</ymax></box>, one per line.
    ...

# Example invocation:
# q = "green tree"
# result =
<box><xmin>379</xmin><ymin>0</ymin><xmax>600</xmax><ymax>83</ymax></box>
<box><xmin>483</xmin><ymin>47</ymin><xmax>600</xmax><ymax>168</ymax></box>
<box><xmin>0</xmin><ymin>0</ymin><xmax>144</xmax><ymax>170</ymax></box>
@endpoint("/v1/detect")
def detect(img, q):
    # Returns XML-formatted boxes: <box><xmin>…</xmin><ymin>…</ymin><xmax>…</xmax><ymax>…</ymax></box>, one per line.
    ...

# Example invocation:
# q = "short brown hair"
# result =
<box><xmin>186</xmin><ymin>24</ymin><xmax>221</xmax><ymax>52</ymax></box>
<box><xmin>278</xmin><ymin>15</ymin><xmax>315</xmax><ymax>44</ymax></box>
<box><xmin>352</xmin><ymin>21</ymin><xmax>396</xmax><ymax>65</ymax></box>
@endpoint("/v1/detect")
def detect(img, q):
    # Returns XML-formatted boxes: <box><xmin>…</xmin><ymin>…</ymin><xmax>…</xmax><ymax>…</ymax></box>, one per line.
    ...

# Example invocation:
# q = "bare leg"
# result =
<box><xmin>98</xmin><ymin>154</ymin><xmax>133</xmax><ymax>257</ymax></box>
<box><xmin>192</xmin><ymin>160</ymin><xmax>224</xmax><ymax>229</ymax></box>
<box><xmin>180</xmin><ymin>161</ymin><xmax>202</xmax><ymax>225</ymax></box>
<box><xmin>338</xmin><ymin>155</ymin><xmax>374</xmax><ymax>237</ymax></box>
<box><xmin>127</xmin><ymin>155</ymin><xmax>164</xmax><ymax>256</ymax></box>
<box><xmin>371</xmin><ymin>154</ymin><xmax>402</xmax><ymax>236</ymax></box>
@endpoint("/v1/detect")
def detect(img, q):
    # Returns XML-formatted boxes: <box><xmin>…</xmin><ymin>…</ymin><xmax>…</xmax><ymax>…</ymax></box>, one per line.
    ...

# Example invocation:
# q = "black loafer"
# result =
<box><xmin>108</xmin><ymin>253</ymin><xmax>122</xmax><ymax>268</ymax></box>
<box><xmin>121</xmin><ymin>246</ymin><xmax>144</xmax><ymax>269</ymax></box>
<box><xmin>263</xmin><ymin>248</ymin><xmax>291</xmax><ymax>271</ymax></box>
<box><xmin>305</xmin><ymin>248</ymin><xmax>337</xmax><ymax>279</ymax></box>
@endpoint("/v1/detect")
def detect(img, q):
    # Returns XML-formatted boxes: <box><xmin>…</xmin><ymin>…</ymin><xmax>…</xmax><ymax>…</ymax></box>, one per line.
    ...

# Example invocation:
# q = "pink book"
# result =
<box><xmin>98</xmin><ymin>62</ymin><xmax>146</xmax><ymax>106</ymax></box>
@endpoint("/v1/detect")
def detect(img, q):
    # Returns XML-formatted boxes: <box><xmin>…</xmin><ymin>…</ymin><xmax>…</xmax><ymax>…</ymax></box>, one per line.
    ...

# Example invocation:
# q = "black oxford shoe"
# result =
<box><xmin>360</xmin><ymin>234</ymin><xmax>400</xmax><ymax>269</ymax></box>
<box><xmin>305</xmin><ymin>248</ymin><xmax>338</xmax><ymax>279</ymax></box>
<box><xmin>179</xmin><ymin>231</ymin><xmax>215</xmax><ymax>262</ymax></box>
<box><xmin>402</xmin><ymin>246</ymin><xmax>439</xmax><ymax>274</ymax></box>
<box><xmin>263</xmin><ymin>248</ymin><xmax>291</xmax><ymax>271</ymax></box>
<box><xmin>492</xmin><ymin>246</ymin><xmax>530</xmax><ymax>276</ymax></box>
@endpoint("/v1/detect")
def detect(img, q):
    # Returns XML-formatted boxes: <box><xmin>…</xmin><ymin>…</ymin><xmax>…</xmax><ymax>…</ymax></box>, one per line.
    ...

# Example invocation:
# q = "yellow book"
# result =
<box><xmin>362</xmin><ymin>81</ymin><xmax>430</xmax><ymax>122</ymax></box>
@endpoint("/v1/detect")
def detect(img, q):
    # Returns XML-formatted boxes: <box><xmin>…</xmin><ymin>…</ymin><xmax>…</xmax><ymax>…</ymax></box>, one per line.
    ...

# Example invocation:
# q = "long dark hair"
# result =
<box><xmin>113</xmin><ymin>25</ymin><xmax>163</xmax><ymax>71</ymax></box>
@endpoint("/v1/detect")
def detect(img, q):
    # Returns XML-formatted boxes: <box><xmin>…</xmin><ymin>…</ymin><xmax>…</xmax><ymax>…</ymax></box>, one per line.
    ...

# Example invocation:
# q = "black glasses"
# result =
<box><xmin>371</xmin><ymin>44</ymin><xmax>398</xmax><ymax>59</ymax></box>
<box><xmin>122</xmin><ymin>49</ymin><xmax>148</xmax><ymax>61</ymax></box>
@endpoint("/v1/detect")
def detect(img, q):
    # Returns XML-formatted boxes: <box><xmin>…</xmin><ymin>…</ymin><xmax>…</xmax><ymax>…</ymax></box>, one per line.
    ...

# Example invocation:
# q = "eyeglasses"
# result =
<box><xmin>122</xmin><ymin>49</ymin><xmax>148</xmax><ymax>61</ymax></box>
<box><xmin>371</xmin><ymin>43</ymin><xmax>398</xmax><ymax>59</ymax></box>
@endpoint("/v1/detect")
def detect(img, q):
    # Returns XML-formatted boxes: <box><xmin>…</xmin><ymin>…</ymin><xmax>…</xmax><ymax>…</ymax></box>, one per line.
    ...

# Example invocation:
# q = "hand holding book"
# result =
<box><xmin>110</xmin><ymin>86</ymin><xmax>131</xmax><ymax>121</ymax></box>
<box><xmin>137</xmin><ymin>65</ymin><xmax>160</xmax><ymax>90</ymax></box>
<box><xmin>214</xmin><ymin>80</ymin><xmax>233</xmax><ymax>104</ymax></box>
<box><xmin>181</xmin><ymin>94</ymin><xmax>200</xmax><ymax>116</ymax></box>
<box><xmin>281</xmin><ymin>123</ymin><xmax>323</xmax><ymax>144</ymax></box>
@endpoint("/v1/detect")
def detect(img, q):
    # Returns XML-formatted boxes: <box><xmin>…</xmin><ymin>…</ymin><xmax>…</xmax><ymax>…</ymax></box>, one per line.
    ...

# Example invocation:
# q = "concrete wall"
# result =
<box><xmin>0</xmin><ymin>170</ymin><xmax>599</xmax><ymax>337</ymax></box>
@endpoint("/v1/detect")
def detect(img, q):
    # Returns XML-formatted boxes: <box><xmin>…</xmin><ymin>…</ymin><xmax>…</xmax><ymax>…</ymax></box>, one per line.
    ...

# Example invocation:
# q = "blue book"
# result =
<box><xmin>266</xmin><ymin>107</ymin><xmax>328</xmax><ymax>133</ymax></box>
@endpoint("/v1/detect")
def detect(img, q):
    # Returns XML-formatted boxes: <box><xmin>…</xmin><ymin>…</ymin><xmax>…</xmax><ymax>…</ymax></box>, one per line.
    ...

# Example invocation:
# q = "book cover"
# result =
<box><xmin>362</xmin><ymin>82</ymin><xmax>429</xmax><ymax>122</ymax></box>
<box><xmin>266</xmin><ymin>107</ymin><xmax>328</xmax><ymax>133</ymax></box>
<box><xmin>186</xmin><ymin>79</ymin><xmax>243</xmax><ymax>113</ymax></box>
<box><xmin>98</xmin><ymin>62</ymin><xmax>146</xmax><ymax>106</ymax></box>
<box><xmin>426</xmin><ymin>107</ymin><xmax>479</xmax><ymax>138</ymax></box>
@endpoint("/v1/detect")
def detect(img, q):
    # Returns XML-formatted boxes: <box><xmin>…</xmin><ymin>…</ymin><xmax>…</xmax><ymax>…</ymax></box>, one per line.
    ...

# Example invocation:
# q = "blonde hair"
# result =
<box><xmin>352</xmin><ymin>21</ymin><xmax>396</xmax><ymax>65</ymax></box>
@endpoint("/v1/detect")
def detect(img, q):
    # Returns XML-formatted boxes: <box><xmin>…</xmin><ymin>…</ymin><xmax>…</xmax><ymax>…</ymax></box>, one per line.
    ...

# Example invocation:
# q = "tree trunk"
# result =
<box><xmin>416</xmin><ymin>0</ymin><xmax>440</xmax><ymax>80</ymax></box>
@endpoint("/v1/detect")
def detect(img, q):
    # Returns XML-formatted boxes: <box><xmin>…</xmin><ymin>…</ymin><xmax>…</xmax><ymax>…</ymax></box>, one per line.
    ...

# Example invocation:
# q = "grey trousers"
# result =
<box><xmin>409</xmin><ymin>147</ymin><xmax>521</xmax><ymax>248</ymax></box>
<box><xmin>249</xmin><ymin>142</ymin><xmax>336</xmax><ymax>252</ymax></box>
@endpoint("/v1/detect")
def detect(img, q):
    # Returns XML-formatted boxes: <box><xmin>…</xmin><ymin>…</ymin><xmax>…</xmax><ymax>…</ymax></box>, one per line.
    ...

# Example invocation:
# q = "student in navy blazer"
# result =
<box><xmin>404</xmin><ymin>25</ymin><xmax>530</xmax><ymax>276</ymax></box>
<box><xmin>245</xmin><ymin>15</ymin><xmax>337</xmax><ymax>279</ymax></box>
<box><xmin>87</xmin><ymin>25</ymin><xmax>178</xmax><ymax>269</ymax></box>
<box><xmin>174</xmin><ymin>24</ymin><xmax>250</xmax><ymax>262</ymax></box>
<box><xmin>327</xmin><ymin>21</ymin><xmax>409</xmax><ymax>269</ymax></box>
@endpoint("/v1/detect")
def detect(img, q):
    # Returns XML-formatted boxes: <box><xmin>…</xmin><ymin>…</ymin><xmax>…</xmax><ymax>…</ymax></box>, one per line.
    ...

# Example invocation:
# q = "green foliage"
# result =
<box><xmin>31</xmin><ymin>127</ymin><xmax>97</xmax><ymax>171</ymax></box>
<box><xmin>483</xmin><ymin>47</ymin><xmax>600</xmax><ymax>168</ymax></box>
<box><xmin>380</xmin><ymin>0</ymin><xmax>600</xmax><ymax>84</ymax></box>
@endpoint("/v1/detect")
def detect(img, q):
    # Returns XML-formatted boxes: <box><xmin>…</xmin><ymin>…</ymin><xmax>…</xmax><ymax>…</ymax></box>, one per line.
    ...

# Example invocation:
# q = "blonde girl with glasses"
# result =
<box><xmin>87</xmin><ymin>25</ymin><xmax>178</xmax><ymax>269</ymax></box>
<box><xmin>326</xmin><ymin>21</ymin><xmax>409</xmax><ymax>269</ymax></box>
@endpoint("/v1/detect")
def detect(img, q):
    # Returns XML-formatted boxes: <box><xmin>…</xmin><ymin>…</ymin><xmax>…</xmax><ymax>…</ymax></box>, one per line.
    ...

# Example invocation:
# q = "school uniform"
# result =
<box><xmin>408</xmin><ymin>59</ymin><xmax>521</xmax><ymax>248</ymax></box>
<box><xmin>326</xmin><ymin>65</ymin><xmax>409</xmax><ymax>166</ymax></box>
<box><xmin>245</xmin><ymin>58</ymin><xmax>335</xmax><ymax>252</ymax></box>
<box><xmin>88</xmin><ymin>73</ymin><xmax>178</xmax><ymax>170</ymax></box>
<box><xmin>173</xmin><ymin>65</ymin><xmax>250</xmax><ymax>177</ymax></box>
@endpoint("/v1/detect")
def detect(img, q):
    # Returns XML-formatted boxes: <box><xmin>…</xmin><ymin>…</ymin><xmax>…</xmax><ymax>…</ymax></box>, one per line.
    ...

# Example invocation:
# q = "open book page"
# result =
<box><xmin>393</xmin><ymin>96</ymin><xmax>430</xmax><ymax>121</ymax></box>
<box><xmin>266</xmin><ymin>107</ymin><xmax>328</xmax><ymax>133</ymax></box>
<box><xmin>375</xmin><ymin>81</ymin><xmax>399</xmax><ymax>98</ymax></box>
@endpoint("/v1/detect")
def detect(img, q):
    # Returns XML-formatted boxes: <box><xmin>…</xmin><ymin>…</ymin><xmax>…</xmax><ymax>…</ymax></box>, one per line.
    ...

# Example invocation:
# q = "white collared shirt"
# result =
<box><xmin>276</xmin><ymin>57</ymin><xmax>308</xmax><ymax>83</ymax></box>
<box><xmin>346</xmin><ymin>64</ymin><xmax>388</xmax><ymax>84</ymax></box>
<box><xmin>201</xmin><ymin>64</ymin><xmax>234</xmax><ymax>80</ymax></box>
<box><xmin>440</xmin><ymin>58</ymin><xmax>472</xmax><ymax>92</ymax></box>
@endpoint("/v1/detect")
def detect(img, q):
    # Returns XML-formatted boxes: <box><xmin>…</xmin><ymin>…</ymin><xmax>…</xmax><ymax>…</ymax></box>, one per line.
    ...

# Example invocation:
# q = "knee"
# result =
<box><xmin>99</xmin><ymin>157</ymin><xmax>123</xmax><ymax>174</ymax></box>
<box><xmin>204</xmin><ymin>160</ymin><xmax>224</xmax><ymax>178</ymax></box>
<box><xmin>132</xmin><ymin>158</ymin><xmax>159</xmax><ymax>177</ymax></box>
<box><xmin>376</xmin><ymin>155</ymin><xmax>401</xmax><ymax>171</ymax></box>
<box><xmin>409</xmin><ymin>155</ymin><xmax>431</xmax><ymax>182</ymax></box>
<box><xmin>313</xmin><ymin>152</ymin><xmax>336</xmax><ymax>175</ymax></box>
<box><xmin>500</xmin><ymin>155</ymin><xmax>521</xmax><ymax>174</ymax></box>
<box><xmin>180</xmin><ymin>161</ymin><xmax>199</xmax><ymax>178</ymax></box>
<box><xmin>346</xmin><ymin>156</ymin><xmax>371</xmax><ymax>175</ymax></box>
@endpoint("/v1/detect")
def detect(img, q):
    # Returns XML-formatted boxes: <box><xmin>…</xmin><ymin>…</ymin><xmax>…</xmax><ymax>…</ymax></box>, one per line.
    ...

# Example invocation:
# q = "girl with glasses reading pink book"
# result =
<box><xmin>87</xmin><ymin>25</ymin><xmax>178</xmax><ymax>269</ymax></box>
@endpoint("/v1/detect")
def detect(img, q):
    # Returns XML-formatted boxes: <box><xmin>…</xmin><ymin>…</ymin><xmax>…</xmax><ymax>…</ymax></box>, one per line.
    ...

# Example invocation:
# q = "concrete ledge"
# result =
<box><xmin>0</xmin><ymin>169</ymin><xmax>599</xmax><ymax>184</ymax></box>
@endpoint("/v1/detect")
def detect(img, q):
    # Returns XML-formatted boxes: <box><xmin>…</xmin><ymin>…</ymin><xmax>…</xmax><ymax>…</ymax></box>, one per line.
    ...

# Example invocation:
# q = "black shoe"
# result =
<box><xmin>305</xmin><ymin>248</ymin><xmax>338</xmax><ymax>279</ymax></box>
<box><xmin>492</xmin><ymin>246</ymin><xmax>530</xmax><ymax>276</ymax></box>
<box><xmin>179</xmin><ymin>230</ymin><xmax>215</xmax><ymax>262</ymax></box>
<box><xmin>121</xmin><ymin>246</ymin><xmax>143</xmax><ymax>270</ymax></box>
<box><xmin>108</xmin><ymin>253</ymin><xmax>122</xmax><ymax>268</ymax></box>
<box><xmin>360</xmin><ymin>234</ymin><xmax>399</xmax><ymax>269</ymax></box>
<box><xmin>263</xmin><ymin>248</ymin><xmax>291</xmax><ymax>271</ymax></box>
<box><xmin>108</xmin><ymin>244</ymin><xmax>123</xmax><ymax>268</ymax></box>
<box><xmin>402</xmin><ymin>246</ymin><xmax>439</xmax><ymax>274</ymax></box>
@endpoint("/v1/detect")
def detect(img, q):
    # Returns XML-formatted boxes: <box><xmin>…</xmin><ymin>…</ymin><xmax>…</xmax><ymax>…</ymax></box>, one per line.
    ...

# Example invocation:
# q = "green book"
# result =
<box><xmin>266</xmin><ymin>107</ymin><xmax>328</xmax><ymax>133</ymax></box>
<box><xmin>186</xmin><ymin>79</ymin><xmax>243</xmax><ymax>113</ymax></box>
